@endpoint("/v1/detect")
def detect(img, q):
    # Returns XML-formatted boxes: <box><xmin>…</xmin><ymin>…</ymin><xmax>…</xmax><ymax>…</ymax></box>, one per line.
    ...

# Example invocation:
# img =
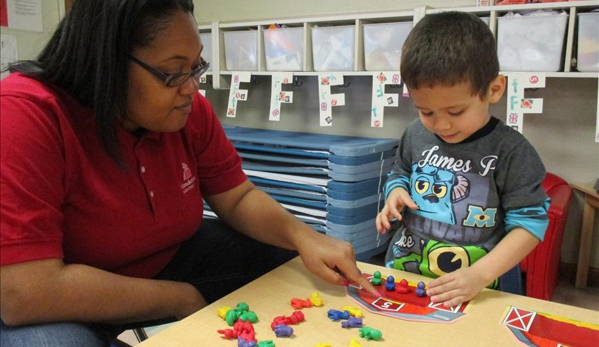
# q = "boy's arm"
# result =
<box><xmin>385</xmin><ymin>128</ymin><xmax>413</xmax><ymax>197</ymax></box>
<box><xmin>472</xmin><ymin>227</ymin><xmax>539</xmax><ymax>283</ymax></box>
<box><xmin>376</xmin><ymin>135</ymin><xmax>416</xmax><ymax>232</ymax></box>
<box><xmin>426</xmin><ymin>227</ymin><xmax>539</xmax><ymax>307</ymax></box>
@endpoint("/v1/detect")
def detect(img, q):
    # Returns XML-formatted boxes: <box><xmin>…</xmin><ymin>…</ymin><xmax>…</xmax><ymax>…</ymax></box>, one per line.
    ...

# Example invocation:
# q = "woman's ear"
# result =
<box><xmin>488</xmin><ymin>75</ymin><xmax>506</xmax><ymax>104</ymax></box>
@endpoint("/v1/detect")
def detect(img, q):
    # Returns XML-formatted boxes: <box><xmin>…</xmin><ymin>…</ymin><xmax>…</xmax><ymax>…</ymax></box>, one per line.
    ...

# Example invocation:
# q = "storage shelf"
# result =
<box><xmin>215</xmin><ymin>71</ymin><xmax>598</xmax><ymax>78</ymax></box>
<box><xmin>198</xmin><ymin>1</ymin><xmax>599</xmax><ymax>89</ymax></box>
<box><xmin>459</xmin><ymin>0</ymin><xmax>599</xmax><ymax>13</ymax></box>
<box><xmin>541</xmin><ymin>72</ymin><xmax>599</xmax><ymax>79</ymax></box>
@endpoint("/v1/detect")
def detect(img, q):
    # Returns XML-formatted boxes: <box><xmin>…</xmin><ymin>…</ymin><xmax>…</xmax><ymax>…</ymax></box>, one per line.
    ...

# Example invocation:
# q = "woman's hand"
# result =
<box><xmin>295</xmin><ymin>232</ymin><xmax>380</xmax><ymax>297</ymax></box>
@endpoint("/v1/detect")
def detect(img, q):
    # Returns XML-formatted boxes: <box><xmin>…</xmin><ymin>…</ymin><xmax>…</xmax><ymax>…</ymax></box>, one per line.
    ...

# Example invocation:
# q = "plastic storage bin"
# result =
<box><xmin>497</xmin><ymin>12</ymin><xmax>568</xmax><ymax>72</ymax></box>
<box><xmin>223</xmin><ymin>30</ymin><xmax>258</xmax><ymax>71</ymax></box>
<box><xmin>363</xmin><ymin>22</ymin><xmax>412</xmax><ymax>71</ymax></box>
<box><xmin>199</xmin><ymin>33</ymin><xmax>213</xmax><ymax>72</ymax></box>
<box><xmin>577</xmin><ymin>12</ymin><xmax>599</xmax><ymax>72</ymax></box>
<box><xmin>311</xmin><ymin>25</ymin><xmax>355</xmax><ymax>71</ymax></box>
<box><xmin>264</xmin><ymin>27</ymin><xmax>304</xmax><ymax>71</ymax></box>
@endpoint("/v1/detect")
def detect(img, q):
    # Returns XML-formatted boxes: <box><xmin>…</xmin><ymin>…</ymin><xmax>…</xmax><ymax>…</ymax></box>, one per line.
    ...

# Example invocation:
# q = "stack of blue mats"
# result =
<box><xmin>205</xmin><ymin>126</ymin><xmax>400</xmax><ymax>261</ymax></box>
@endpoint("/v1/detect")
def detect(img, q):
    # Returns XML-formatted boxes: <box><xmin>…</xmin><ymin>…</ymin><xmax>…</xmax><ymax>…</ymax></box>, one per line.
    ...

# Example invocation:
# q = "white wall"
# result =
<box><xmin>195</xmin><ymin>0</ymin><xmax>599</xmax><ymax>270</ymax></box>
<box><xmin>194</xmin><ymin>0</ymin><xmax>473</xmax><ymax>24</ymax></box>
<box><xmin>5</xmin><ymin>1</ymin><xmax>597</xmax><ymax>270</ymax></box>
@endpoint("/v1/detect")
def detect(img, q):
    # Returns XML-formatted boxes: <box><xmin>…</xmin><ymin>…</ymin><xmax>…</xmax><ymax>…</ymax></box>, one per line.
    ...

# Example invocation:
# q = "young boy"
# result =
<box><xmin>375</xmin><ymin>11</ymin><xmax>550</xmax><ymax>307</ymax></box>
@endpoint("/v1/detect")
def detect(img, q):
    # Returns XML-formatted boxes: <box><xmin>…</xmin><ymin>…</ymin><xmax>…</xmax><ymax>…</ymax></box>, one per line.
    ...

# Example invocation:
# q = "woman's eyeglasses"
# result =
<box><xmin>129</xmin><ymin>55</ymin><xmax>210</xmax><ymax>88</ymax></box>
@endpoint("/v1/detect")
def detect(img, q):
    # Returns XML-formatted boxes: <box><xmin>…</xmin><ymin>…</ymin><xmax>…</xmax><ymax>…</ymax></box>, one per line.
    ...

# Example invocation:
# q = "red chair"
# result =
<box><xmin>520</xmin><ymin>172</ymin><xmax>573</xmax><ymax>300</ymax></box>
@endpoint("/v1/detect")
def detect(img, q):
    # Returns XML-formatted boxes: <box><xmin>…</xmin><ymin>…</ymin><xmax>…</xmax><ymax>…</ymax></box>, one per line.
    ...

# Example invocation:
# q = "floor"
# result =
<box><xmin>550</xmin><ymin>277</ymin><xmax>599</xmax><ymax>311</ymax></box>
<box><xmin>117</xmin><ymin>256</ymin><xmax>599</xmax><ymax>345</ymax></box>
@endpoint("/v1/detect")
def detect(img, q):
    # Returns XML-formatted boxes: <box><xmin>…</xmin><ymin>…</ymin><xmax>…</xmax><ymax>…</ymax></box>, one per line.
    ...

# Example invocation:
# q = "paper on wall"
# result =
<box><xmin>198</xmin><ymin>75</ymin><xmax>208</xmax><ymax>96</ymax></box>
<box><xmin>371</xmin><ymin>72</ymin><xmax>401</xmax><ymax>128</ymax></box>
<box><xmin>505</xmin><ymin>73</ymin><xmax>546</xmax><ymax>133</ymax></box>
<box><xmin>330</xmin><ymin>93</ymin><xmax>345</xmax><ymax>106</ymax></box>
<box><xmin>269</xmin><ymin>72</ymin><xmax>294</xmax><ymax>121</ymax></box>
<box><xmin>6</xmin><ymin>0</ymin><xmax>43</xmax><ymax>32</ymax></box>
<box><xmin>1</xmin><ymin>33</ymin><xmax>17</xmax><ymax>79</ymax></box>
<box><xmin>318</xmin><ymin>72</ymin><xmax>344</xmax><ymax>127</ymax></box>
<box><xmin>596</xmin><ymin>82</ymin><xmax>599</xmax><ymax>143</ymax></box>
<box><xmin>226</xmin><ymin>72</ymin><xmax>251</xmax><ymax>118</ymax></box>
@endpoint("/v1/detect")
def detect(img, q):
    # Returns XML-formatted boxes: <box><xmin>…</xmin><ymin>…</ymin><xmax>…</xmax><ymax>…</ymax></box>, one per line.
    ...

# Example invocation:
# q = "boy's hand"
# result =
<box><xmin>426</xmin><ymin>266</ymin><xmax>489</xmax><ymax>307</ymax></box>
<box><xmin>376</xmin><ymin>188</ymin><xmax>418</xmax><ymax>234</ymax></box>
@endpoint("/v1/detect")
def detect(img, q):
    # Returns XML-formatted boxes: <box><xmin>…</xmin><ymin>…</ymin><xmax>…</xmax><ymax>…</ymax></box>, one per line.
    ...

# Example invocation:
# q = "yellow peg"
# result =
<box><xmin>216</xmin><ymin>306</ymin><xmax>231</xmax><ymax>319</ymax></box>
<box><xmin>309</xmin><ymin>292</ymin><xmax>324</xmax><ymax>307</ymax></box>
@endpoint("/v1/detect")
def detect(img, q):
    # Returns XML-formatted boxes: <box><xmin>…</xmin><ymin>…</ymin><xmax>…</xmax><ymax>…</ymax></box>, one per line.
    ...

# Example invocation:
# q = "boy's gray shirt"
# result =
<box><xmin>384</xmin><ymin>117</ymin><xmax>549</xmax><ymax>284</ymax></box>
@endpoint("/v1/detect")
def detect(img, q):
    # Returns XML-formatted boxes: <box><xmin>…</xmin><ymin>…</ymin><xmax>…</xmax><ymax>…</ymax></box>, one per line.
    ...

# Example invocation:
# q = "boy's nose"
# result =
<box><xmin>434</xmin><ymin>117</ymin><xmax>451</xmax><ymax>131</ymax></box>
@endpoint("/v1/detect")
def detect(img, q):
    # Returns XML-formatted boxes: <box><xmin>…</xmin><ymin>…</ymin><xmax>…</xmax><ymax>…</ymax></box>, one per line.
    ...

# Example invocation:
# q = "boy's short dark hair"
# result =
<box><xmin>400</xmin><ymin>11</ymin><xmax>499</xmax><ymax>98</ymax></box>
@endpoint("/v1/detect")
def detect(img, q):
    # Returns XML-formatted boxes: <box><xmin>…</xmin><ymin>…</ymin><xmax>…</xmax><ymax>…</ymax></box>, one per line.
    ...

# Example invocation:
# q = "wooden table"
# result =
<box><xmin>572</xmin><ymin>182</ymin><xmax>599</xmax><ymax>289</ymax></box>
<box><xmin>137</xmin><ymin>257</ymin><xmax>598</xmax><ymax>346</ymax></box>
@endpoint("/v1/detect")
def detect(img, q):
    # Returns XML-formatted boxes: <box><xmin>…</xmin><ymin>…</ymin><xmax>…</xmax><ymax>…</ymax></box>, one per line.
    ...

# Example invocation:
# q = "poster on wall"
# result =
<box><xmin>1</xmin><ymin>0</ymin><xmax>43</xmax><ymax>32</ymax></box>
<box><xmin>1</xmin><ymin>34</ymin><xmax>18</xmax><ymax>79</ymax></box>
<box><xmin>1</xmin><ymin>0</ymin><xmax>8</xmax><ymax>27</ymax></box>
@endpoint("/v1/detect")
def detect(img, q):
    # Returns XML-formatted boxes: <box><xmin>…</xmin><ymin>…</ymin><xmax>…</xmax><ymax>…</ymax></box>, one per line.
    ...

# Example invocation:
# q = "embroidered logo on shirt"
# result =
<box><xmin>181</xmin><ymin>162</ymin><xmax>196</xmax><ymax>194</ymax></box>
<box><xmin>182</xmin><ymin>163</ymin><xmax>192</xmax><ymax>180</ymax></box>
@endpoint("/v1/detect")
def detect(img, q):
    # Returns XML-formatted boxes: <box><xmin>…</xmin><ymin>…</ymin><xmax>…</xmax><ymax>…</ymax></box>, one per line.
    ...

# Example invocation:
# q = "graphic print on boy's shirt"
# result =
<box><xmin>389</xmin><ymin>148</ymin><xmax>504</xmax><ymax>289</ymax></box>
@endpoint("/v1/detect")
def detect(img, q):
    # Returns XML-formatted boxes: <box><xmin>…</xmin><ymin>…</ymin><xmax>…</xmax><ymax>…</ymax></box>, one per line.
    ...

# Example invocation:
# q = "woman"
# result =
<box><xmin>0</xmin><ymin>1</ymin><xmax>375</xmax><ymax>345</ymax></box>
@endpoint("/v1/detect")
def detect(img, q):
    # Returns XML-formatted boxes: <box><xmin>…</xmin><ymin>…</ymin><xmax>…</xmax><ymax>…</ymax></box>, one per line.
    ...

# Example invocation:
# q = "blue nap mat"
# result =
<box><xmin>224</xmin><ymin>126</ymin><xmax>399</xmax><ymax>158</ymax></box>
